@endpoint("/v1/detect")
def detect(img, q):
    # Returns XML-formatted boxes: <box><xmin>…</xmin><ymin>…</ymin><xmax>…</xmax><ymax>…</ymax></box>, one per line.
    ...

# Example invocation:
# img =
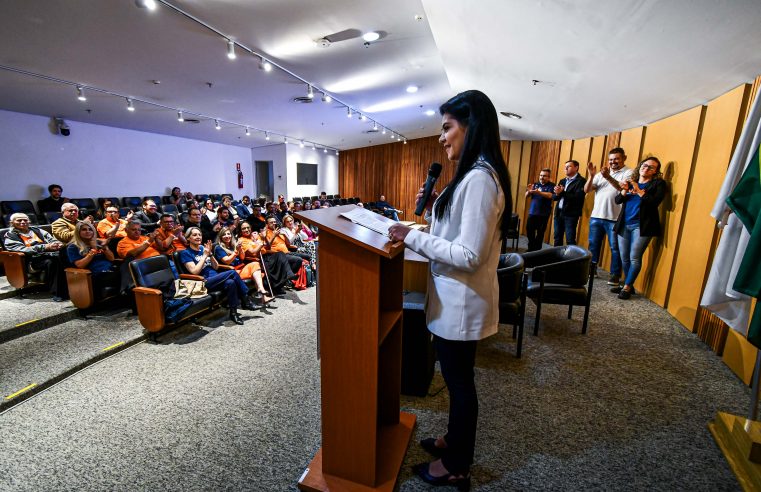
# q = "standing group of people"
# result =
<box><xmin>525</xmin><ymin>147</ymin><xmax>667</xmax><ymax>299</ymax></box>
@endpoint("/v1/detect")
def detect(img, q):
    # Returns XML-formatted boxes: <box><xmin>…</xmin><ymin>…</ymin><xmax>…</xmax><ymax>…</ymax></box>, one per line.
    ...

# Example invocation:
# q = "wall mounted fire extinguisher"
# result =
<box><xmin>236</xmin><ymin>162</ymin><xmax>244</xmax><ymax>189</ymax></box>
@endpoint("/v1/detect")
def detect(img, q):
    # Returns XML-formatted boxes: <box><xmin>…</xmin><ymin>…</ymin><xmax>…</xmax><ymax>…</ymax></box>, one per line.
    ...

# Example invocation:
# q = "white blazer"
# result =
<box><xmin>404</xmin><ymin>162</ymin><xmax>505</xmax><ymax>341</ymax></box>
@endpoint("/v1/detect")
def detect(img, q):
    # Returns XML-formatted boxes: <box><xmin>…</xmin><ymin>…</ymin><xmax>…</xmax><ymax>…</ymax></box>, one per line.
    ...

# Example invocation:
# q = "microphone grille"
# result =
<box><xmin>430</xmin><ymin>162</ymin><xmax>442</xmax><ymax>177</ymax></box>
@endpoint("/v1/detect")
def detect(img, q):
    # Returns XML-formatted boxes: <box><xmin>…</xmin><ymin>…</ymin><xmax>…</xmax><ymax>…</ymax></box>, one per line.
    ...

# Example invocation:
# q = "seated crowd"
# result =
<box><xmin>2</xmin><ymin>187</ymin><xmax>326</xmax><ymax>326</ymax></box>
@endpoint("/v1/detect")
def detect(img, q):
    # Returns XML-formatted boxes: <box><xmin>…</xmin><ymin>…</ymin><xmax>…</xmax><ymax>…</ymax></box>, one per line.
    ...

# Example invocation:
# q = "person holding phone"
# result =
<box><xmin>388</xmin><ymin>90</ymin><xmax>512</xmax><ymax>489</ymax></box>
<box><xmin>612</xmin><ymin>157</ymin><xmax>667</xmax><ymax>299</ymax></box>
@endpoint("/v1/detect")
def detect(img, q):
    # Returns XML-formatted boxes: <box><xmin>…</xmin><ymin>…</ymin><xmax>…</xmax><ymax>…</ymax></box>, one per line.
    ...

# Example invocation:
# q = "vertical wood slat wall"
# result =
<box><xmin>338</xmin><ymin>75</ymin><xmax>761</xmax><ymax>384</ymax></box>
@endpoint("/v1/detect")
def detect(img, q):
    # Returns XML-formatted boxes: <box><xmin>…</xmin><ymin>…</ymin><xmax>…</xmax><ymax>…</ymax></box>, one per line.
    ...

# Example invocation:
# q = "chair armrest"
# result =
<box><xmin>216</xmin><ymin>264</ymin><xmax>234</xmax><ymax>271</ymax></box>
<box><xmin>180</xmin><ymin>274</ymin><xmax>205</xmax><ymax>281</ymax></box>
<box><xmin>132</xmin><ymin>287</ymin><xmax>166</xmax><ymax>332</ymax></box>
<box><xmin>0</xmin><ymin>251</ymin><xmax>29</xmax><ymax>289</ymax></box>
<box><xmin>65</xmin><ymin>267</ymin><xmax>94</xmax><ymax>309</ymax></box>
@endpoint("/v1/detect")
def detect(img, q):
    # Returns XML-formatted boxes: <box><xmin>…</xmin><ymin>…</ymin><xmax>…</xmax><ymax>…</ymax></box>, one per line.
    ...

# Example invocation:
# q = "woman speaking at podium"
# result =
<box><xmin>388</xmin><ymin>90</ymin><xmax>512</xmax><ymax>489</ymax></box>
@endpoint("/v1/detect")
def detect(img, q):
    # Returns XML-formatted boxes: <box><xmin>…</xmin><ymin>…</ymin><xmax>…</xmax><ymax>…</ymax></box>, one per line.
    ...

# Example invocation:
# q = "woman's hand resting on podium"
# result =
<box><xmin>388</xmin><ymin>223</ymin><xmax>411</xmax><ymax>243</ymax></box>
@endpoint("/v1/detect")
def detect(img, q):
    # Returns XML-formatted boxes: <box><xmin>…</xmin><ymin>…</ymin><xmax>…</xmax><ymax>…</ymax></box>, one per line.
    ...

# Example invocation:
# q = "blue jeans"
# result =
<box><xmin>588</xmin><ymin>218</ymin><xmax>621</xmax><ymax>277</ymax></box>
<box><xmin>204</xmin><ymin>269</ymin><xmax>249</xmax><ymax>308</ymax></box>
<box><xmin>617</xmin><ymin>223</ymin><xmax>653</xmax><ymax>287</ymax></box>
<box><xmin>553</xmin><ymin>213</ymin><xmax>579</xmax><ymax>246</ymax></box>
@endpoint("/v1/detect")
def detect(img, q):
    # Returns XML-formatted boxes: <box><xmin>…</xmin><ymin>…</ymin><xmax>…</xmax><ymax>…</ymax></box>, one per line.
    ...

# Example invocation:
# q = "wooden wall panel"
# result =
<box><xmin>570</xmin><ymin>138</ymin><xmax>593</xmax><ymax>246</ymax></box>
<box><xmin>619</xmin><ymin>127</ymin><xmax>645</xmax><ymax>163</ymax></box>
<box><xmin>499</xmin><ymin>141</ymin><xmax>515</xmax><ymax>211</ymax></box>
<box><xmin>516</xmin><ymin>141</ymin><xmax>532</xmax><ymax>232</ymax></box>
<box><xmin>588</xmin><ymin>135</ymin><xmax>613</xmax><ymax>272</ymax></box>
<box><xmin>507</xmin><ymin>141</ymin><xmax>523</xmax><ymax>213</ymax></box>
<box><xmin>667</xmin><ymin>84</ymin><xmax>749</xmax><ymax>329</ymax></box>
<box><xmin>637</xmin><ymin>105</ymin><xmax>704</xmax><ymax>306</ymax></box>
<box><xmin>339</xmin><ymin>136</ymin><xmax>451</xmax><ymax>225</ymax></box>
<box><xmin>527</xmin><ymin>140</ymin><xmax>561</xmax><ymax>244</ymax></box>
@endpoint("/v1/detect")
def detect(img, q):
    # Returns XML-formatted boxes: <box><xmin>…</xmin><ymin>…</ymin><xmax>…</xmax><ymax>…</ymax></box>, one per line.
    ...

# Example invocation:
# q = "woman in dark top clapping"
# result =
<box><xmin>67</xmin><ymin>221</ymin><xmax>119</xmax><ymax>292</ymax></box>
<box><xmin>612</xmin><ymin>157</ymin><xmax>667</xmax><ymax>299</ymax></box>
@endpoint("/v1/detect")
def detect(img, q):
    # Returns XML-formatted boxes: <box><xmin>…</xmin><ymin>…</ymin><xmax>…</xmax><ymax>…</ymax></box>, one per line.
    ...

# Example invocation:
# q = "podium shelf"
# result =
<box><xmin>379</xmin><ymin>309</ymin><xmax>402</xmax><ymax>346</ymax></box>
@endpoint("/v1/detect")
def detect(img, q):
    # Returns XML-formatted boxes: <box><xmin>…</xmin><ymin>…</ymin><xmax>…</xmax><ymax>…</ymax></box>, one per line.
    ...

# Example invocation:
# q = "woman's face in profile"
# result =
<box><xmin>439</xmin><ymin>113</ymin><xmax>466</xmax><ymax>162</ymax></box>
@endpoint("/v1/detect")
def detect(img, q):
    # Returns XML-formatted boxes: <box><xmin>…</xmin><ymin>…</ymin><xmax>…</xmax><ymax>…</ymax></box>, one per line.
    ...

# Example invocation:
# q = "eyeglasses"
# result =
<box><xmin>107</xmin><ymin>210</ymin><xmax>119</xmax><ymax>214</ymax></box>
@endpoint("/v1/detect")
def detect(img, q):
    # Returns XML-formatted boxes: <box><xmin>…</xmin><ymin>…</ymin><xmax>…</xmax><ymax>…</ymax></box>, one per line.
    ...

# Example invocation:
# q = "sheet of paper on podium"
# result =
<box><xmin>340</xmin><ymin>207</ymin><xmax>391</xmax><ymax>236</ymax></box>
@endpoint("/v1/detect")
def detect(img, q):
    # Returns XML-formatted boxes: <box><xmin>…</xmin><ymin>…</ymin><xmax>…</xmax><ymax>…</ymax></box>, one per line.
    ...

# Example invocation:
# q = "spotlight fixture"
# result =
<box><xmin>372</xmin><ymin>122</ymin><xmax>378</xmax><ymax>131</ymax></box>
<box><xmin>245</xmin><ymin>127</ymin><xmax>250</xmax><ymax>136</ymax></box>
<box><xmin>321</xmin><ymin>93</ymin><xmax>332</xmax><ymax>103</ymax></box>
<box><xmin>390</xmin><ymin>132</ymin><xmax>396</xmax><ymax>139</ymax></box>
<box><xmin>424</xmin><ymin>109</ymin><xmax>436</xmax><ymax>116</ymax></box>
<box><xmin>347</xmin><ymin>107</ymin><xmax>352</xmax><ymax>118</ymax></box>
<box><xmin>406</xmin><ymin>85</ymin><xmax>419</xmax><ymax>93</ymax></box>
<box><xmin>76</xmin><ymin>86</ymin><xmax>86</xmax><ymax>101</ymax></box>
<box><xmin>284</xmin><ymin>136</ymin><xmax>288</xmax><ymax>144</ymax></box>
<box><xmin>307</xmin><ymin>85</ymin><xmax>314</xmax><ymax>99</ymax></box>
<box><xmin>134</xmin><ymin>0</ymin><xmax>157</xmax><ymax>10</ymax></box>
<box><xmin>312</xmin><ymin>143</ymin><xmax>316</xmax><ymax>151</ymax></box>
<box><xmin>126</xmin><ymin>98</ymin><xmax>135</xmax><ymax>111</ymax></box>
<box><xmin>227</xmin><ymin>40</ymin><xmax>236</xmax><ymax>60</ymax></box>
<box><xmin>381</xmin><ymin>127</ymin><xmax>386</xmax><ymax>135</ymax></box>
<box><xmin>360</xmin><ymin>114</ymin><xmax>367</xmax><ymax>122</ymax></box>
<box><xmin>300</xmin><ymin>140</ymin><xmax>305</xmax><ymax>148</ymax></box>
<box><xmin>259</xmin><ymin>57</ymin><xmax>272</xmax><ymax>72</ymax></box>
<box><xmin>500</xmin><ymin>111</ymin><xmax>522</xmax><ymax>120</ymax></box>
<box><xmin>265</xmin><ymin>132</ymin><xmax>270</xmax><ymax>140</ymax></box>
<box><xmin>215</xmin><ymin>119</ymin><xmax>221</xmax><ymax>130</ymax></box>
<box><xmin>403</xmin><ymin>138</ymin><xmax>407</xmax><ymax>144</ymax></box>
<box><xmin>177</xmin><ymin>111</ymin><xmax>184</xmax><ymax>122</ymax></box>
<box><xmin>362</xmin><ymin>32</ymin><xmax>380</xmax><ymax>42</ymax></box>
<box><xmin>323</xmin><ymin>148</ymin><xmax>327</xmax><ymax>154</ymax></box>
<box><xmin>336</xmin><ymin>150</ymin><xmax>339</xmax><ymax>156</ymax></box>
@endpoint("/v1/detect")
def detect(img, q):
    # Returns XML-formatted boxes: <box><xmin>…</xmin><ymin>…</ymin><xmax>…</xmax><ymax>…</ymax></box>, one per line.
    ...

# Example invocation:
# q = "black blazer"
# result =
<box><xmin>552</xmin><ymin>175</ymin><xmax>587</xmax><ymax>217</ymax></box>
<box><xmin>614</xmin><ymin>178</ymin><xmax>667</xmax><ymax>237</ymax></box>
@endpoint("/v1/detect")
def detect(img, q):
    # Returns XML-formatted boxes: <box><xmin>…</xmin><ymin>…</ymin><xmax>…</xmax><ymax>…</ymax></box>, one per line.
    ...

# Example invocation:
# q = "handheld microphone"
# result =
<box><xmin>414</xmin><ymin>162</ymin><xmax>443</xmax><ymax>216</ymax></box>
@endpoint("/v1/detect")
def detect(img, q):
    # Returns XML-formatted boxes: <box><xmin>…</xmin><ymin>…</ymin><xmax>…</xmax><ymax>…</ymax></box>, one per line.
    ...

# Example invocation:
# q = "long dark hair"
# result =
<box><xmin>435</xmin><ymin>90</ymin><xmax>512</xmax><ymax>238</ymax></box>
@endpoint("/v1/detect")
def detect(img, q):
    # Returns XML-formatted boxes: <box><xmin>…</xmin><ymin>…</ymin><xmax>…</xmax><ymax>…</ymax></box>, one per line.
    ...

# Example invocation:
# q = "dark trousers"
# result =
<box><xmin>285</xmin><ymin>253</ymin><xmax>305</xmax><ymax>273</ymax></box>
<box><xmin>526</xmin><ymin>214</ymin><xmax>550</xmax><ymax>252</ymax></box>
<box><xmin>433</xmin><ymin>335</ymin><xmax>479</xmax><ymax>475</ymax></box>
<box><xmin>553</xmin><ymin>212</ymin><xmax>579</xmax><ymax>246</ymax></box>
<box><xmin>29</xmin><ymin>253</ymin><xmax>67</xmax><ymax>298</ymax></box>
<box><xmin>205</xmin><ymin>270</ymin><xmax>248</xmax><ymax>308</ymax></box>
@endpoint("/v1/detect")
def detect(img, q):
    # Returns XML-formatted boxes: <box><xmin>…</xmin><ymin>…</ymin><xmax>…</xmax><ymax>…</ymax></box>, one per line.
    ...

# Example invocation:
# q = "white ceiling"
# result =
<box><xmin>0</xmin><ymin>0</ymin><xmax>760</xmax><ymax>150</ymax></box>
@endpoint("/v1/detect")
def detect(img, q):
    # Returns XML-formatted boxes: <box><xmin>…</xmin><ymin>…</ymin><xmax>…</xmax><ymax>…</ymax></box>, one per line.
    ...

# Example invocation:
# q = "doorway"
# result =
<box><xmin>255</xmin><ymin>160</ymin><xmax>274</xmax><ymax>200</ymax></box>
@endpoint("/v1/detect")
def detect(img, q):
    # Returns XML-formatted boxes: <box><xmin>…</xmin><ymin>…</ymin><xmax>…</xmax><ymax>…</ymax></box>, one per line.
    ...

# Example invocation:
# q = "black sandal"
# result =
<box><xmin>420</xmin><ymin>437</ymin><xmax>447</xmax><ymax>458</ymax></box>
<box><xmin>412</xmin><ymin>462</ymin><xmax>470</xmax><ymax>491</ymax></box>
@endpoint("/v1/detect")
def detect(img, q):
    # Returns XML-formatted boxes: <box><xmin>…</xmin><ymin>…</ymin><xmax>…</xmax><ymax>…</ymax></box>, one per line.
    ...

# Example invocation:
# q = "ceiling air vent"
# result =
<box><xmin>184</xmin><ymin>118</ymin><xmax>201</xmax><ymax>124</ymax></box>
<box><xmin>292</xmin><ymin>96</ymin><xmax>314</xmax><ymax>104</ymax></box>
<box><xmin>363</xmin><ymin>128</ymin><xmax>380</xmax><ymax>134</ymax></box>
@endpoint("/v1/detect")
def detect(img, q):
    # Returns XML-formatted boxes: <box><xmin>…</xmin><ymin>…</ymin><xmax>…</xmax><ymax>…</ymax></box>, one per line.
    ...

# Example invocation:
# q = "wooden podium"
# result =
<box><xmin>295</xmin><ymin>205</ymin><xmax>417</xmax><ymax>492</ymax></box>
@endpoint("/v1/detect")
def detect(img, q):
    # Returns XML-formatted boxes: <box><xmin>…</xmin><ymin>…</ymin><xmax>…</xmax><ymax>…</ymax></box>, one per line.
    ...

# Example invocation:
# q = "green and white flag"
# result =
<box><xmin>701</xmin><ymin>91</ymin><xmax>761</xmax><ymax>335</ymax></box>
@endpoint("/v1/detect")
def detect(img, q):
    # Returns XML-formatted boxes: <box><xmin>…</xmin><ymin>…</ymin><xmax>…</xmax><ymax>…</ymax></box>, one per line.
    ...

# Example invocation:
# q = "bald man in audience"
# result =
<box><xmin>52</xmin><ymin>203</ymin><xmax>90</xmax><ymax>244</ymax></box>
<box><xmin>97</xmin><ymin>205</ymin><xmax>134</xmax><ymax>239</ymax></box>
<box><xmin>3</xmin><ymin>213</ymin><xmax>67</xmax><ymax>301</ymax></box>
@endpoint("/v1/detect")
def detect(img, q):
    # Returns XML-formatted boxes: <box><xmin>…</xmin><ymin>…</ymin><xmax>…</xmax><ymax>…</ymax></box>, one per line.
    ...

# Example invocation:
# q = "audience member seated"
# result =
<box><xmin>95</xmin><ymin>199</ymin><xmax>114</xmax><ymax>221</ymax></box>
<box><xmin>154</xmin><ymin>213</ymin><xmax>188</xmax><ymax>257</ymax></box>
<box><xmin>3</xmin><ymin>213</ymin><xmax>67</xmax><ymax>300</ymax></box>
<box><xmin>245</xmin><ymin>203</ymin><xmax>267</xmax><ymax>233</ymax></box>
<box><xmin>133</xmin><ymin>199</ymin><xmax>161</xmax><ymax>231</ymax></box>
<box><xmin>170</xmin><ymin>187</ymin><xmax>194</xmax><ymax>208</ymax></box>
<box><xmin>52</xmin><ymin>203</ymin><xmax>90</xmax><ymax>244</ymax></box>
<box><xmin>97</xmin><ymin>205</ymin><xmax>134</xmax><ymax>239</ymax></box>
<box><xmin>179</xmin><ymin>227</ymin><xmax>256</xmax><ymax>325</ymax></box>
<box><xmin>282</xmin><ymin>215</ymin><xmax>316</xmax><ymax>269</ymax></box>
<box><xmin>236</xmin><ymin>195</ymin><xmax>253</xmax><ymax>219</ymax></box>
<box><xmin>242</xmin><ymin>222</ymin><xmax>293</xmax><ymax>294</ymax></box>
<box><xmin>263</xmin><ymin>216</ymin><xmax>306</xmax><ymax>274</ymax></box>
<box><xmin>117</xmin><ymin>221</ymin><xmax>178</xmax><ymax>279</ymax></box>
<box><xmin>202</xmin><ymin>198</ymin><xmax>217</xmax><ymax>222</ymax></box>
<box><xmin>220</xmin><ymin>196</ymin><xmax>239</xmax><ymax>219</ymax></box>
<box><xmin>211</xmin><ymin>207</ymin><xmax>239</xmax><ymax>234</ymax></box>
<box><xmin>67</xmin><ymin>221</ymin><xmax>120</xmax><ymax>294</ymax></box>
<box><xmin>214</xmin><ymin>226</ymin><xmax>273</xmax><ymax>304</ymax></box>
<box><xmin>38</xmin><ymin>184</ymin><xmax>69</xmax><ymax>213</ymax></box>
<box><xmin>292</xmin><ymin>201</ymin><xmax>303</xmax><ymax>213</ymax></box>
<box><xmin>312</xmin><ymin>200</ymin><xmax>321</xmax><ymax>210</ymax></box>
<box><xmin>303</xmin><ymin>201</ymin><xmax>313</xmax><ymax>211</ymax></box>
<box><xmin>275</xmin><ymin>201</ymin><xmax>290</xmax><ymax>223</ymax></box>
<box><xmin>182</xmin><ymin>207</ymin><xmax>215</xmax><ymax>243</ymax></box>
<box><xmin>319</xmin><ymin>191</ymin><xmax>328</xmax><ymax>201</ymax></box>
<box><xmin>376</xmin><ymin>195</ymin><xmax>401</xmax><ymax>221</ymax></box>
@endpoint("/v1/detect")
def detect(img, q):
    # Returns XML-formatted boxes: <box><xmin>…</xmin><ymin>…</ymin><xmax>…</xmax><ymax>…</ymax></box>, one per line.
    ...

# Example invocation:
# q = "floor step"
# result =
<box><xmin>0</xmin><ymin>292</ymin><xmax>80</xmax><ymax>344</ymax></box>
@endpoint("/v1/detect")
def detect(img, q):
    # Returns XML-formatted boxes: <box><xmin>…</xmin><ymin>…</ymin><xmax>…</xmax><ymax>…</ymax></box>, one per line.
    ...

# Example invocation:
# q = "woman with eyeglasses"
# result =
<box><xmin>612</xmin><ymin>156</ymin><xmax>667</xmax><ymax>299</ymax></box>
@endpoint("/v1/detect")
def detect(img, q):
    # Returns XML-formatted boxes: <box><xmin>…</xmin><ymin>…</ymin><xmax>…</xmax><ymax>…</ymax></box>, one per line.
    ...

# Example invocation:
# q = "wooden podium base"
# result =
<box><xmin>709</xmin><ymin>411</ymin><xmax>761</xmax><ymax>491</ymax></box>
<box><xmin>298</xmin><ymin>412</ymin><xmax>416</xmax><ymax>492</ymax></box>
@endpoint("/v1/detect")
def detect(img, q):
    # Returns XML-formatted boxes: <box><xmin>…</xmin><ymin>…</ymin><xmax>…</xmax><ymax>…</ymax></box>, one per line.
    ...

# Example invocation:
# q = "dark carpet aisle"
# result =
<box><xmin>0</xmin><ymin>278</ymin><xmax>748</xmax><ymax>491</ymax></box>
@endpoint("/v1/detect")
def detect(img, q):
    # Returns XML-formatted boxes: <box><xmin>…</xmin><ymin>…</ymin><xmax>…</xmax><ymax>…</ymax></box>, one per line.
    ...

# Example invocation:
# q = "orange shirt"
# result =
<box><xmin>97</xmin><ymin>217</ymin><xmax>128</xmax><ymax>239</ymax></box>
<box><xmin>154</xmin><ymin>228</ymin><xmax>187</xmax><ymax>256</ymax></box>
<box><xmin>238</xmin><ymin>236</ymin><xmax>263</xmax><ymax>262</ymax></box>
<box><xmin>117</xmin><ymin>235</ymin><xmax>160</xmax><ymax>260</ymax></box>
<box><xmin>264</xmin><ymin>229</ymin><xmax>289</xmax><ymax>254</ymax></box>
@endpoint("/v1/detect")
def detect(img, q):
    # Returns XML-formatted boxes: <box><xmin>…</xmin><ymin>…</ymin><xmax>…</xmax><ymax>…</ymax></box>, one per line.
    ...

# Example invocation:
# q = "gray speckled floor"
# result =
<box><xmin>0</xmin><ymin>293</ymin><xmax>76</xmax><ymax>333</ymax></box>
<box><xmin>0</xmin><ymin>269</ymin><xmax>748</xmax><ymax>491</ymax></box>
<box><xmin>0</xmin><ymin>311</ymin><xmax>144</xmax><ymax>397</ymax></box>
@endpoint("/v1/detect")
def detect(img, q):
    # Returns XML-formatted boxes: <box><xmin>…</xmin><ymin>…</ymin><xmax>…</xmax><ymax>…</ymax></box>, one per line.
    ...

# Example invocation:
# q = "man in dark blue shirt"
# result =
<box><xmin>525</xmin><ymin>168</ymin><xmax>555</xmax><ymax>251</ymax></box>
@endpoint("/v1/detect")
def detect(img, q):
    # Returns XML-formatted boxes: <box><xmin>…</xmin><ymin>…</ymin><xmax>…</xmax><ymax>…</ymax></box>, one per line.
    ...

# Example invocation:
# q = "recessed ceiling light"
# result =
<box><xmin>259</xmin><ymin>57</ymin><xmax>272</xmax><ymax>72</ymax></box>
<box><xmin>406</xmin><ymin>85</ymin><xmax>419</xmax><ymax>93</ymax></box>
<box><xmin>76</xmin><ymin>86</ymin><xmax>86</xmax><ymax>101</ymax></box>
<box><xmin>414</xmin><ymin>14</ymin><xmax>424</xmax><ymax>21</ymax></box>
<box><xmin>500</xmin><ymin>111</ymin><xmax>522</xmax><ymax>119</ymax></box>
<box><xmin>135</xmin><ymin>0</ymin><xmax>157</xmax><ymax>10</ymax></box>
<box><xmin>424</xmin><ymin>109</ymin><xmax>435</xmax><ymax>116</ymax></box>
<box><xmin>227</xmin><ymin>40</ymin><xmax>236</xmax><ymax>60</ymax></box>
<box><xmin>362</xmin><ymin>32</ymin><xmax>380</xmax><ymax>42</ymax></box>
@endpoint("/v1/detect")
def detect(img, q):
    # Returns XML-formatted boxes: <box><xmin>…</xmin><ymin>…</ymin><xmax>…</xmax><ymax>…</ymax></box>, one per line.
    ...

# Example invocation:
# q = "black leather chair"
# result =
<box><xmin>69</xmin><ymin>198</ymin><xmax>97</xmax><ymax>214</ymax></box>
<box><xmin>1</xmin><ymin>200</ymin><xmax>37</xmax><ymax>218</ymax></box>
<box><xmin>143</xmin><ymin>196</ymin><xmax>163</xmax><ymax>211</ymax></box>
<box><xmin>129</xmin><ymin>255</ymin><xmax>222</xmax><ymax>333</ymax></box>
<box><xmin>220</xmin><ymin>193</ymin><xmax>233</xmax><ymax>201</ymax></box>
<box><xmin>122</xmin><ymin>197</ymin><xmax>142</xmax><ymax>210</ymax></box>
<box><xmin>521</xmin><ymin>245</ymin><xmax>596</xmax><ymax>335</ymax></box>
<box><xmin>505</xmin><ymin>213</ymin><xmax>520</xmax><ymax>252</ymax></box>
<box><xmin>43</xmin><ymin>211</ymin><xmax>61</xmax><ymax>224</ymax></box>
<box><xmin>497</xmin><ymin>253</ymin><xmax>527</xmax><ymax>357</ymax></box>
<box><xmin>161</xmin><ymin>195</ymin><xmax>173</xmax><ymax>205</ymax></box>
<box><xmin>208</xmin><ymin>194</ymin><xmax>222</xmax><ymax>203</ymax></box>
<box><xmin>162</xmin><ymin>204</ymin><xmax>179</xmax><ymax>217</ymax></box>
<box><xmin>0</xmin><ymin>225</ymin><xmax>55</xmax><ymax>290</ymax></box>
<box><xmin>195</xmin><ymin>194</ymin><xmax>209</xmax><ymax>203</ymax></box>
<box><xmin>65</xmin><ymin>265</ymin><xmax>122</xmax><ymax>310</ymax></box>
